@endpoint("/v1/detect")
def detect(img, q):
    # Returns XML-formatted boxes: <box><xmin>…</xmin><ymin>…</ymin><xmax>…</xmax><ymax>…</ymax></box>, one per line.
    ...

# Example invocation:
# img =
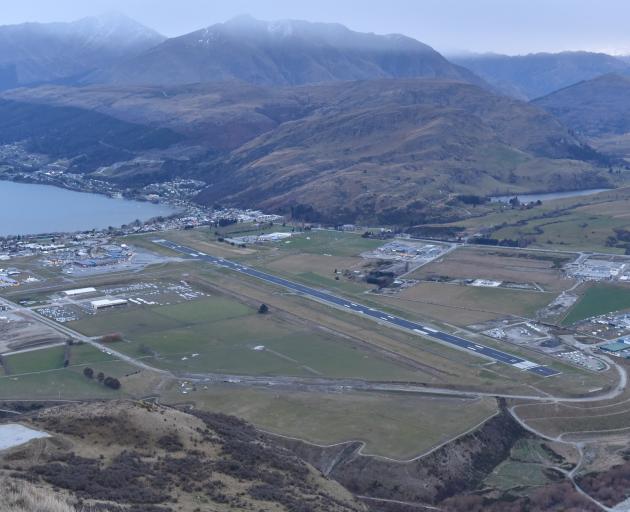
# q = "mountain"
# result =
<box><xmin>450</xmin><ymin>51</ymin><xmax>630</xmax><ymax>99</ymax></box>
<box><xmin>2</xmin><ymin>79</ymin><xmax>610</xmax><ymax>223</ymax></box>
<box><xmin>193</xmin><ymin>79</ymin><xmax>607</xmax><ymax>223</ymax></box>
<box><xmin>0</xmin><ymin>64</ymin><xmax>17</xmax><ymax>89</ymax></box>
<box><xmin>86</xmin><ymin>15</ymin><xmax>485</xmax><ymax>87</ymax></box>
<box><xmin>2</xmin><ymin>81</ymin><xmax>318</xmax><ymax>151</ymax></box>
<box><xmin>0</xmin><ymin>12</ymin><xmax>165</xmax><ymax>88</ymax></box>
<box><xmin>533</xmin><ymin>73</ymin><xmax>630</xmax><ymax>137</ymax></box>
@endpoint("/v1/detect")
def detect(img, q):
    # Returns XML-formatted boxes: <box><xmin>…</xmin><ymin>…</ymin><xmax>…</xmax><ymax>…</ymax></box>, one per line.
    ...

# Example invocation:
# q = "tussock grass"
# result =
<box><xmin>0</xmin><ymin>476</ymin><xmax>77</xmax><ymax>512</ymax></box>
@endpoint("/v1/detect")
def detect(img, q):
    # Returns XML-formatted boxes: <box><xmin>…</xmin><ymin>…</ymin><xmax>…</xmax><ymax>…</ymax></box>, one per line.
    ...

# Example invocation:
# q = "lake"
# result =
<box><xmin>0</xmin><ymin>423</ymin><xmax>49</xmax><ymax>450</ymax></box>
<box><xmin>491</xmin><ymin>188</ymin><xmax>612</xmax><ymax>204</ymax></box>
<box><xmin>0</xmin><ymin>181</ymin><xmax>177</xmax><ymax>237</ymax></box>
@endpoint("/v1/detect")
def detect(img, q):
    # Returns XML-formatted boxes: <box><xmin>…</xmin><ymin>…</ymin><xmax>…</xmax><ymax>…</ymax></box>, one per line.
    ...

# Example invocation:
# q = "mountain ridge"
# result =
<box><xmin>451</xmin><ymin>51</ymin><xmax>630</xmax><ymax>99</ymax></box>
<box><xmin>85</xmin><ymin>15</ymin><xmax>486</xmax><ymax>87</ymax></box>
<box><xmin>0</xmin><ymin>12</ymin><xmax>165</xmax><ymax>88</ymax></box>
<box><xmin>533</xmin><ymin>73</ymin><xmax>630</xmax><ymax>159</ymax></box>
<box><xmin>1</xmin><ymin>78</ymin><xmax>610</xmax><ymax>222</ymax></box>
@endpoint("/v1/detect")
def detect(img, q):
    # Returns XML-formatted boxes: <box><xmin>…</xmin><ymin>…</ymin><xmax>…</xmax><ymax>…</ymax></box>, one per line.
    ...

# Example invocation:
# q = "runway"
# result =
<box><xmin>153</xmin><ymin>239</ymin><xmax>560</xmax><ymax>377</ymax></box>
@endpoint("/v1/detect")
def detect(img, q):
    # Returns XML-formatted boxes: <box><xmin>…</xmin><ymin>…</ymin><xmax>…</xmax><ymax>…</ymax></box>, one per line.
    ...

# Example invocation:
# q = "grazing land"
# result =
<box><xmin>68</xmin><ymin>294</ymin><xmax>422</xmax><ymax>381</ymax></box>
<box><xmin>0</xmin><ymin>225</ymin><xmax>622</xmax><ymax>507</ymax></box>
<box><xmin>411</xmin><ymin>246</ymin><xmax>574</xmax><ymax>293</ymax></box>
<box><xmin>511</xmin><ymin>384</ymin><xmax>630</xmax><ymax>440</ymax></box>
<box><xmin>0</xmin><ymin>343</ymin><xmax>151</xmax><ymax>400</ymax></box>
<box><xmin>3</xmin><ymin>345</ymin><xmax>67</xmax><ymax>374</ymax></box>
<box><xmin>562</xmin><ymin>284</ymin><xmax>630</xmax><ymax>325</ymax></box>
<box><xmin>162</xmin><ymin>384</ymin><xmax>499</xmax><ymax>459</ymax></box>
<box><xmin>376</xmin><ymin>282</ymin><xmax>555</xmax><ymax>326</ymax></box>
<box><xmin>450</xmin><ymin>187</ymin><xmax>630</xmax><ymax>254</ymax></box>
<box><xmin>484</xmin><ymin>438</ymin><xmax>569</xmax><ymax>491</ymax></box>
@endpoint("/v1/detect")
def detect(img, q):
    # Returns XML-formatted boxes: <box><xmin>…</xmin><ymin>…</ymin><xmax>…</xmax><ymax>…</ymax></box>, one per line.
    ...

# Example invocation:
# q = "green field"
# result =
<box><xmin>5</xmin><ymin>346</ymin><xmax>67</xmax><ymax>374</ymax></box>
<box><xmin>485</xmin><ymin>460</ymin><xmax>551</xmax><ymax>491</ymax></box>
<box><xmin>3</xmin><ymin>343</ymin><xmax>131</xmax><ymax>375</ymax></box>
<box><xmin>271</xmin><ymin>269</ymin><xmax>368</xmax><ymax>295</ymax></box>
<box><xmin>0</xmin><ymin>370</ymin><xmax>123</xmax><ymax>400</ymax></box>
<box><xmin>450</xmin><ymin>187</ymin><xmax>630</xmax><ymax>254</ymax></box>
<box><xmin>275</xmin><ymin>230</ymin><xmax>382</xmax><ymax>257</ymax></box>
<box><xmin>68</xmin><ymin>296</ymin><xmax>421</xmax><ymax>381</ymax></box>
<box><xmin>563</xmin><ymin>284</ymin><xmax>630</xmax><ymax>325</ymax></box>
<box><xmin>164</xmin><ymin>385</ymin><xmax>498</xmax><ymax>459</ymax></box>
<box><xmin>484</xmin><ymin>438</ymin><xmax>567</xmax><ymax>491</ymax></box>
<box><xmin>0</xmin><ymin>342</ymin><xmax>155</xmax><ymax>399</ymax></box>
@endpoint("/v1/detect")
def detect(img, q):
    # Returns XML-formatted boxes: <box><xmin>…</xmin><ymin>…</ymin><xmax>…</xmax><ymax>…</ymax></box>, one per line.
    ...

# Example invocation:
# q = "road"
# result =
<box><xmin>152</xmin><ymin>239</ymin><xmax>559</xmax><ymax>377</ymax></box>
<box><xmin>0</xmin><ymin>296</ymin><xmax>169</xmax><ymax>376</ymax></box>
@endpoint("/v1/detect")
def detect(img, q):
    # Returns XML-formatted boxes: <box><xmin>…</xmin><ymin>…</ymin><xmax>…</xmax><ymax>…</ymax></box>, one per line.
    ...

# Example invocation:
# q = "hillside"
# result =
<box><xmin>1</xmin><ymin>78</ymin><xmax>611</xmax><ymax>223</ymax></box>
<box><xmin>0</xmin><ymin>13</ymin><xmax>165</xmax><ymax>88</ymax></box>
<box><xmin>0</xmin><ymin>401</ymin><xmax>365</xmax><ymax>512</ymax></box>
<box><xmin>194</xmin><ymin>79</ymin><xmax>608</xmax><ymax>223</ymax></box>
<box><xmin>0</xmin><ymin>98</ymin><xmax>184</xmax><ymax>169</ymax></box>
<box><xmin>451</xmin><ymin>51</ymin><xmax>630</xmax><ymax>99</ymax></box>
<box><xmin>1</xmin><ymin>476</ymin><xmax>75</xmax><ymax>512</ymax></box>
<box><xmin>533</xmin><ymin>73</ymin><xmax>630</xmax><ymax>137</ymax></box>
<box><xmin>2</xmin><ymin>82</ymin><xmax>317</xmax><ymax>151</ymax></box>
<box><xmin>86</xmin><ymin>15</ymin><xmax>484</xmax><ymax>87</ymax></box>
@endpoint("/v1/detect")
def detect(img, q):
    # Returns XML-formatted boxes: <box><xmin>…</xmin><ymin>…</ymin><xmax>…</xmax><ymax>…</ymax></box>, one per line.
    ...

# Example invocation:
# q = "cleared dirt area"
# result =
<box><xmin>411</xmin><ymin>247</ymin><xmax>574</xmax><ymax>293</ymax></box>
<box><xmin>0</xmin><ymin>312</ymin><xmax>66</xmax><ymax>354</ymax></box>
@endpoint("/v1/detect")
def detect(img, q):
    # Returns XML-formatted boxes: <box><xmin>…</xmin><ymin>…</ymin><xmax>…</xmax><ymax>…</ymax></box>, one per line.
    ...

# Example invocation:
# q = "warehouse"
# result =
<box><xmin>63</xmin><ymin>287</ymin><xmax>97</xmax><ymax>297</ymax></box>
<box><xmin>90</xmin><ymin>298</ymin><xmax>128</xmax><ymax>310</ymax></box>
<box><xmin>599</xmin><ymin>341</ymin><xmax>630</xmax><ymax>354</ymax></box>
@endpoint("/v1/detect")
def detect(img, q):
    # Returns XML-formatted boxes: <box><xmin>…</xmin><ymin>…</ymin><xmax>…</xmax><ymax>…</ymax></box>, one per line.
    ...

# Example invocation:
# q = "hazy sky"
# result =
<box><xmin>3</xmin><ymin>0</ymin><xmax>630</xmax><ymax>55</ymax></box>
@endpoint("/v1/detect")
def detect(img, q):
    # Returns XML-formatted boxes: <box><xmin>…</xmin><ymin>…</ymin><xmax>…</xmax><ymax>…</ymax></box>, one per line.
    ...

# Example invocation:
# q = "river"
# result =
<box><xmin>0</xmin><ymin>181</ymin><xmax>177</xmax><ymax>237</ymax></box>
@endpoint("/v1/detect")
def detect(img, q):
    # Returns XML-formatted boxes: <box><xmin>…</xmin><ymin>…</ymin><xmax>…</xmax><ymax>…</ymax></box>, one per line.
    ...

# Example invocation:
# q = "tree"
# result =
<box><xmin>104</xmin><ymin>376</ymin><xmax>121</xmax><ymax>390</ymax></box>
<box><xmin>83</xmin><ymin>367</ymin><xmax>94</xmax><ymax>379</ymax></box>
<box><xmin>258</xmin><ymin>303</ymin><xmax>269</xmax><ymax>314</ymax></box>
<box><xmin>97</xmin><ymin>372</ymin><xmax>105</xmax><ymax>383</ymax></box>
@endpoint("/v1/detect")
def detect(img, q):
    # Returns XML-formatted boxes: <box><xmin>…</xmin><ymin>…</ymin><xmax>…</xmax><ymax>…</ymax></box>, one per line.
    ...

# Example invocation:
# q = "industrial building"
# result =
<box><xmin>63</xmin><ymin>287</ymin><xmax>97</xmax><ymax>297</ymax></box>
<box><xmin>599</xmin><ymin>341</ymin><xmax>630</xmax><ymax>353</ymax></box>
<box><xmin>90</xmin><ymin>298</ymin><xmax>128</xmax><ymax>310</ymax></box>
